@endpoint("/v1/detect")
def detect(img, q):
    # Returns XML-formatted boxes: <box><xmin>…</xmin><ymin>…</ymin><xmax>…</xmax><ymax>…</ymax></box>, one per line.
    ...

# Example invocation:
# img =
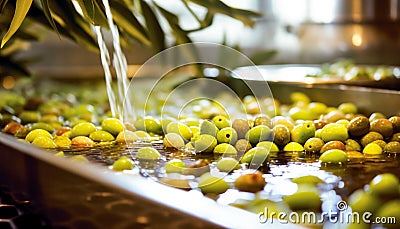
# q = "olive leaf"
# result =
<box><xmin>77</xmin><ymin>0</ymin><xmax>108</xmax><ymax>27</ymax></box>
<box><xmin>140</xmin><ymin>0</ymin><xmax>165</xmax><ymax>53</ymax></box>
<box><xmin>1</xmin><ymin>0</ymin><xmax>33</xmax><ymax>48</ymax></box>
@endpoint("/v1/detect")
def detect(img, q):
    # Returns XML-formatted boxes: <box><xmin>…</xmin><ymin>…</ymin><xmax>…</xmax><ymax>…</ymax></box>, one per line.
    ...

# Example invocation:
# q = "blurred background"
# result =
<box><xmin>8</xmin><ymin>0</ymin><xmax>400</xmax><ymax>77</ymax></box>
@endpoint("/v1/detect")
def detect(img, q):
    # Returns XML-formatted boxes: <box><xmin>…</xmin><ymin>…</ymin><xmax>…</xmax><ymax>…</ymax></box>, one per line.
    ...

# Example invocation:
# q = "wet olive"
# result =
<box><xmin>389</xmin><ymin>116</ymin><xmax>400</xmax><ymax>133</ymax></box>
<box><xmin>272</xmin><ymin>124</ymin><xmax>290</xmax><ymax>146</ymax></box>
<box><xmin>32</xmin><ymin>136</ymin><xmax>57</xmax><ymax>149</ymax></box>
<box><xmin>216</xmin><ymin>127</ymin><xmax>238</xmax><ymax>145</ymax></box>
<box><xmin>253</xmin><ymin>114</ymin><xmax>271</xmax><ymax>127</ymax></box>
<box><xmin>240</xmin><ymin>147</ymin><xmax>269</xmax><ymax>168</ymax></box>
<box><xmin>283</xmin><ymin>142</ymin><xmax>304</xmax><ymax>152</ymax></box>
<box><xmin>304</xmin><ymin>137</ymin><xmax>325</xmax><ymax>153</ymax></box>
<box><xmin>235</xmin><ymin>139</ymin><xmax>252</xmax><ymax>154</ymax></box>
<box><xmin>193</xmin><ymin>134</ymin><xmax>217</xmax><ymax>153</ymax></box>
<box><xmin>345</xmin><ymin>139</ymin><xmax>361</xmax><ymax>151</ymax></box>
<box><xmin>216</xmin><ymin>157</ymin><xmax>240</xmax><ymax>172</ymax></box>
<box><xmin>3</xmin><ymin>121</ymin><xmax>23</xmax><ymax>135</ymax></box>
<box><xmin>348</xmin><ymin>189</ymin><xmax>380</xmax><ymax>214</ymax></box>
<box><xmin>25</xmin><ymin>129</ymin><xmax>52</xmax><ymax>143</ymax></box>
<box><xmin>320</xmin><ymin>141</ymin><xmax>346</xmax><ymax>154</ymax></box>
<box><xmin>112</xmin><ymin>156</ymin><xmax>135</xmax><ymax>171</ymax></box>
<box><xmin>164</xmin><ymin>159</ymin><xmax>186</xmax><ymax>173</ymax></box>
<box><xmin>375</xmin><ymin>200</ymin><xmax>400</xmax><ymax>229</ymax></box>
<box><xmin>163</xmin><ymin>133</ymin><xmax>185</xmax><ymax>149</ymax></box>
<box><xmin>89</xmin><ymin>130</ymin><xmax>115</xmax><ymax>142</ymax></box>
<box><xmin>362</xmin><ymin>143</ymin><xmax>383</xmax><ymax>155</ymax></box>
<box><xmin>71</xmin><ymin>136</ymin><xmax>95</xmax><ymax>148</ymax></box>
<box><xmin>360</xmin><ymin>131</ymin><xmax>384</xmax><ymax>147</ymax></box>
<box><xmin>31</xmin><ymin>122</ymin><xmax>55</xmax><ymax>133</ymax></box>
<box><xmin>370</xmin><ymin>118</ymin><xmax>393</xmax><ymax>138</ymax></box>
<box><xmin>198</xmin><ymin>173</ymin><xmax>229</xmax><ymax>194</ymax></box>
<box><xmin>136</xmin><ymin>147</ymin><xmax>161</xmax><ymax>160</ymax></box>
<box><xmin>245</xmin><ymin>125</ymin><xmax>272</xmax><ymax>145</ymax></box>
<box><xmin>53</xmin><ymin>136</ymin><xmax>72</xmax><ymax>148</ymax></box>
<box><xmin>319</xmin><ymin>149</ymin><xmax>348</xmax><ymax>165</ymax></box>
<box><xmin>283</xmin><ymin>187</ymin><xmax>322</xmax><ymax>211</ymax></box>
<box><xmin>234</xmin><ymin>171</ymin><xmax>266</xmax><ymax>193</ymax></box>
<box><xmin>200</xmin><ymin>120</ymin><xmax>218</xmax><ymax>137</ymax></box>
<box><xmin>256</xmin><ymin>141</ymin><xmax>279</xmax><ymax>153</ymax></box>
<box><xmin>166</xmin><ymin>121</ymin><xmax>193</xmax><ymax>141</ymax></box>
<box><xmin>232</xmin><ymin>118</ymin><xmax>250</xmax><ymax>139</ymax></box>
<box><xmin>213</xmin><ymin>143</ymin><xmax>238</xmax><ymax>155</ymax></box>
<box><xmin>384</xmin><ymin>141</ymin><xmax>400</xmax><ymax>154</ymax></box>
<box><xmin>69</xmin><ymin>122</ymin><xmax>97</xmax><ymax>138</ymax></box>
<box><xmin>320</xmin><ymin>123</ymin><xmax>348</xmax><ymax>142</ymax></box>
<box><xmin>116</xmin><ymin>130</ymin><xmax>150</xmax><ymax>143</ymax></box>
<box><xmin>101</xmin><ymin>118</ymin><xmax>124</xmax><ymax>136</ymax></box>
<box><xmin>368</xmin><ymin>173</ymin><xmax>399</xmax><ymax>198</ymax></box>
<box><xmin>212</xmin><ymin>115</ymin><xmax>230</xmax><ymax>129</ymax></box>
<box><xmin>19</xmin><ymin>111</ymin><xmax>40</xmax><ymax>124</ymax></box>
<box><xmin>338</xmin><ymin>102</ymin><xmax>358</xmax><ymax>114</ymax></box>
<box><xmin>369</xmin><ymin>112</ymin><xmax>386</xmax><ymax>122</ymax></box>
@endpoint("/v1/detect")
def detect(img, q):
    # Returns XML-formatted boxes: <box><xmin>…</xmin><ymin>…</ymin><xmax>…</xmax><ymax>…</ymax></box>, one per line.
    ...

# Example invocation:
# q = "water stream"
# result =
<box><xmin>92</xmin><ymin>0</ymin><xmax>135</xmax><ymax>122</ymax></box>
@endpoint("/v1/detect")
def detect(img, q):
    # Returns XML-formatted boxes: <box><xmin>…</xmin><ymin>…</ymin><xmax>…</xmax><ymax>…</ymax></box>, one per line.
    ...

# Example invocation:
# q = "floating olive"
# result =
<box><xmin>360</xmin><ymin>131</ymin><xmax>383</xmax><ymax>147</ymax></box>
<box><xmin>32</xmin><ymin>136</ymin><xmax>57</xmax><ymax>149</ymax></box>
<box><xmin>384</xmin><ymin>141</ymin><xmax>400</xmax><ymax>154</ymax></box>
<box><xmin>212</xmin><ymin>115</ymin><xmax>230</xmax><ymax>129</ymax></box>
<box><xmin>69</xmin><ymin>122</ymin><xmax>97</xmax><ymax>138</ymax></box>
<box><xmin>216</xmin><ymin>157</ymin><xmax>240</xmax><ymax>173</ymax></box>
<box><xmin>304</xmin><ymin>138</ymin><xmax>325</xmax><ymax>153</ymax></box>
<box><xmin>198</xmin><ymin>173</ymin><xmax>229</xmax><ymax>194</ymax></box>
<box><xmin>89</xmin><ymin>130</ymin><xmax>115</xmax><ymax>142</ymax></box>
<box><xmin>283</xmin><ymin>142</ymin><xmax>304</xmax><ymax>152</ymax></box>
<box><xmin>71</xmin><ymin>136</ymin><xmax>95</xmax><ymax>148</ymax></box>
<box><xmin>112</xmin><ymin>156</ymin><xmax>135</xmax><ymax>171</ymax></box>
<box><xmin>101</xmin><ymin>118</ymin><xmax>124</xmax><ymax>135</ymax></box>
<box><xmin>136</xmin><ymin>147</ymin><xmax>161</xmax><ymax>160</ymax></box>
<box><xmin>163</xmin><ymin>133</ymin><xmax>185</xmax><ymax>149</ymax></box>
<box><xmin>213</xmin><ymin>143</ymin><xmax>238</xmax><ymax>155</ymax></box>
<box><xmin>200</xmin><ymin>120</ymin><xmax>218</xmax><ymax>137</ymax></box>
<box><xmin>370</xmin><ymin>118</ymin><xmax>393</xmax><ymax>138</ymax></box>
<box><xmin>319</xmin><ymin>149</ymin><xmax>348</xmax><ymax>165</ymax></box>
<box><xmin>25</xmin><ymin>129</ymin><xmax>52</xmax><ymax>143</ymax></box>
<box><xmin>234</xmin><ymin>171</ymin><xmax>266</xmax><ymax>193</ymax></box>
<box><xmin>193</xmin><ymin>134</ymin><xmax>217</xmax><ymax>153</ymax></box>
<box><xmin>216</xmin><ymin>127</ymin><xmax>238</xmax><ymax>145</ymax></box>
<box><xmin>245</xmin><ymin>125</ymin><xmax>271</xmax><ymax>145</ymax></box>
<box><xmin>164</xmin><ymin>159</ymin><xmax>186</xmax><ymax>173</ymax></box>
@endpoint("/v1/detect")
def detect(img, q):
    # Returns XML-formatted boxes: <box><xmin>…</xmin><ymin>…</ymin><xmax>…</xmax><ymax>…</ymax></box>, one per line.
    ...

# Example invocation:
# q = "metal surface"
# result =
<box><xmin>0</xmin><ymin>133</ymin><xmax>301</xmax><ymax>229</ymax></box>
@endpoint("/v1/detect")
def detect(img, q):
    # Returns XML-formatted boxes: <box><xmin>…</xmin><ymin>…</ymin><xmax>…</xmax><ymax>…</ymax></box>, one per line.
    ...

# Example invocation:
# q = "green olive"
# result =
<box><xmin>375</xmin><ymin>200</ymin><xmax>400</xmax><ymax>229</ymax></box>
<box><xmin>112</xmin><ymin>156</ymin><xmax>135</xmax><ymax>171</ymax></box>
<box><xmin>360</xmin><ymin>131</ymin><xmax>383</xmax><ymax>147</ymax></box>
<box><xmin>32</xmin><ymin>136</ymin><xmax>57</xmax><ymax>149</ymax></box>
<box><xmin>116</xmin><ymin>130</ymin><xmax>150</xmax><ymax>143</ymax></box>
<box><xmin>283</xmin><ymin>142</ymin><xmax>304</xmax><ymax>152</ymax></box>
<box><xmin>193</xmin><ymin>134</ymin><xmax>217</xmax><ymax>153</ymax></box>
<box><xmin>199</xmin><ymin>120</ymin><xmax>219</xmax><ymax>137</ymax></box>
<box><xmin>216</xmin><ymin>127</ymin><xmax>238</xmax><ymax>145</ymax></box>
<box><xmin>283</xmin><ymin>187</ymin><xmax>322</xmax><ymax>211</ymax></box>
<box><xmin>212</xmin><ymin>115</ymin><xmax>230</xmax><ymax>129</ymax></box>
<box><xmin>240</xmin><ymin>146</ymin><xmax>269</xmax><ymax>168</ymax></box>
<box><xmin>198</xmin><ymin>173</ymin><xmax>229</xmax><ymax>194</ymax></box>
<box><xmin>136</xmin><ymin>147</ymin><xmax>161</xmax><ymax>160</ymax></box>
<box><xmin>345</xmin><ymin>139</ymin><xmax>361</xmax><ymax>151</ymax></box>
<box><xmin>245</xmin><ymin>125</ymin><xmax>272</xmax><ymax>145</ymax></box>
<box><xmin>89</xmin><ymin>130</ymin><xmax>115</xmax><ymax>142</ymax></box>
<box><xmin>338</xmin><ymin>102</ymin><xmax>358</xmax><ymax>114</ymax></box>
<box><xmin>31</xmin><ymin>122</ymin><xmax>55</xmax><ymax>133</ymax></box>
<box><xmin>215</xmin><ymin>157</ymin><xmax>240</xmax><ymax>172</ymax></box>
<box><xmin>319</xmin><ymin>149</ymin><xmax>348</xmax><ymax>165</ymax></box>
<box><xmin>304</xmin><ymin>137</ymin><xmax>325</xmax><ymax>153</ymax></box>
<box><xmin>101</xmin><ymin>118</ymin><xmax>124</xmax><ymax>135</ymax></box>
<box><xmin>384</xmin><ymin>141</ymin><xmax>400</xmax><ymax>154</ymax></box>
<box><xmin>163</xmin><ymin>133</ymin><xmax>185</xmax><ymax>149</ymax></box>
<box><xmin>19</xmin><ymin>111</ymin><xmax>41</xmax><ymax>124</ymax></box>
<box><xmin>368</xmin><ymin>173</ymin><xmax>399</xmax><ymax>198</ymax></box>
<box><xmin>253</xmin><ymin>114</ymin><xmax>271</xmax><ymax>127</ymax></box>
<box><xmin>348</xmin><ymin>189</ymin><xmax>380</xmax><ymax>214</ymax></box>
<box><xmin>164</xmin><ymin>159</ymin><xmax>186</xmax><ymax>173</ymax></box>
<box><xmin>25</xmin><ymin>129</ymin><xmax>53</xmax><ymax>143</ymax></box>
<box><xmin>70</xmin><ymin>155</ymin><xmax>89</xmax><ymax>163</ymax></box>
<box><xmin>166</xmin><ymin>121</ymin><xmax>193</xmax><ymax>141</ymax></box>
<box><xmin>69</xmin><ymin>122</ymin><xmax>97</xmax><ymax>138</ymax></box>
<box><xmin>256</xmin><ymin>141</ymin><xmax>279</xmax><ymax>153</ymax></box>
<box><xmin>53</xmin><ymin>135</ymin><xmax>72</xmax><ymax>148</ymax></box>
<box><xmin>292</xmin><ymin>175</ymin><xmax>324</xmax><ymax>185</ymax></box>
<box><xmin>71</xmin><ymin>136</ymin><xmax>95</xmax><ymax>148</ymax></box>
<box><xmin>213</xmin><ymin>143</ymin><xmax>238</xmax><ymax>155</ymax></box>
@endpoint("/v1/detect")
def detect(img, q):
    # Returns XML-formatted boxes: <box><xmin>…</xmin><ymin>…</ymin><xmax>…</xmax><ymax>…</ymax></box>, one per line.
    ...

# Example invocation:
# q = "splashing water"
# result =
<box><xmin>91</xmin><ymin>0</ymin><xmax>135</xmax><ymax>122</ymax></box>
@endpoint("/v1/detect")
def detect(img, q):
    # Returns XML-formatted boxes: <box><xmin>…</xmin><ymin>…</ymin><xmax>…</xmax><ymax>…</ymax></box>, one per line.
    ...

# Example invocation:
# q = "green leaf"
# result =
<box><xmin>1</xmin><ymin>0</ymin><xmax>33</xmax><ymax>48</ymax></box>
<box><xmin>77</xmin><ymin>0</ymin><xmax>108</xmax><ymax>27</ymax></box>
<box><xmin>188</xmin><ymin>0</ymin><xmax>260</xmax><ymax>27</ymax></box>
<box><xmin>109</xmin><ymin>0</ymin><xmax>150</xmax><ymax>46</ymax></box>
<box><xmin>40</xmin><ymin>0</ymin><xmax>59</xmax><ymax>37</ymax></box>
<box><xmin>140</xmin><ymin>0</ymin><xmax>165</xmax><ymax>53</ymax></box>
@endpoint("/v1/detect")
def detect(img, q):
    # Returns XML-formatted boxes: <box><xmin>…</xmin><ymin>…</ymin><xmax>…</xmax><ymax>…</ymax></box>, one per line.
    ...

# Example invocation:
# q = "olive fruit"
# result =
<box><xmin>345</xmin><ymin>139</ymin><xmax>361</xmax><ymax>151</ymax></box>
<box><xmin>164</xmin><ymin>159</ymin><xmax>186</xmax><ymax>173</ymax></box>
<box><xmin>272</xmin><ymin>124</ymin><xmax>290</xmax><ymax>146</ymax></box>
<box><xmin>193</xmin><ymin>134</ymin><xmax>217</xmax><ymax>153</ymax></box>
<box><xmin>319</xmin><ymin>149</ymin><xmax>348</xmax><ymax>165</ymax></box>
<box><xmin>283</xmin><ymin>142</ymin><xmax>304</xmax><ymax>152</ymax></box>
<box><xmin>166</xmin><ymin>121</ymin><xmax>193</xmax><ymax>141</ymax></box>
<box><xmin>292</xmin><ymin>175</ymin><xmax>323</xmax><ymax>185</ymax></box>
<box><xmin>320</xmin><ymin>141</ymin><xmax>346</xmax><ymax>154</ymax></box>
<box><xmin>369</xmin><ymin>112</ymin><xmax>386</xmax><ymax>122</ymax></box>
<box><xmin>71</xmin><ymin>136</ymin><xmax>95</xmax><ymax>148</ymax></box>
<box><xmin>320</xmin><ymin>123</ymin><xmax>348</xmax><ymax>142</ymax></box>
<box><xmin>283</xmin><ymin>186</ymin><xmax>322</xmax><ymax>211</ymax></box>
<box><xmin>253</xmin><ymin>114</ymin><xmax>271</xmax><ymax>127</ymax></box>
<box><xmin>213</xmin><ymin>143</ymin><xmax>238</xmax><ymax>155</ymax></box>
<box><xmin>304</xmin><ymin>137</ymin><xmax>325</xmax><ymax>153</ymax></box>
<box><xmin>136</xmin><ymin>147</ymin><xmax>161</xmax><ymax>160</ymax></box>
<box><xmin>112</xmin><ymin>156</ymin><xmax>135</xmax><ymax>171</ymax></box>
<box><xmin>70</xmin><ymin>122</ymin><xmax>96</xmax><ymax>138</ymax></box>
<box><xmin>101</xmin><ymin>118</ymin><xmax>124</xmax><ymax>135</ymax></box>
<box><xmin>89</xmin><ymin>130</ymin><xmax>115</xmax><ymax>142</ymax></box>
<box><xmin>212</xmin><ymin>115</ymin><xmax>230</xmax><ymax>129</ymax></box>
<box><xmin>19</xmin><ymin>111</ymin><xmax>40</xmax><ymax>124</ymax></box>
<box><xmin>53</xmin><ymin>136</ymin><xmax>72</xmax><ymax>148</ymax></box>
<box><xmin>216</xmin><ymin>127</ymin><xmax>238</xmax><ymax>145</ymax></box>
<box><xmin>375</xmin><ymin>200</ymin><xmax>400</xmax><ymax>229</ymax></box>
<box><xmin>362</xmin><ymin>143</ymin><xmax>383</xmax><ymax>155</ymax></box>
<box><xmin>216</xmin><ymin>158</ymin><xmax>240</xmax><ymax>172</ymax></box>
<box><xmin>290</xmin><ymin>121</ymin><xmax>315</xmax><ymax>144</ymax></box>
<box><xmin>235</xmin><ymin>139</ymin><xmax>252</xmax><ymax>154</ymax></box>
<box><xmin>240</xmin><ymin>147</ymin><xmax>270</xmax><ymax>168</ymax></box>
<box><xmin>32</xmin><ymin>136</ymin><xmax>57</xmax><ymax>149</ymax></box>
<box><xmin>370</xmin><ymin>118</ymin><xmax>393</xmax><ymax>138</ymax></box>
<box><xmin>256</xmin><ymin>141</ymin><xmax>279</xmax><ymax>152</ymax></box>
<box><xmin>232</xmin><ymin>118</ymin><xmax>250</xmax><ymax>139</ymax></box>
<box><xmin>384</xmin><ymin>141</ymin><xmax>400</xmax><ymax>154</ymax></box>
<box><xmin>348</xmin><ymin>189</ymin><xmax>380</xmax><ymax>214</ymax></box>
<box><xmin>163</xmin><ymin>133</ymin><xmax>185</xmax><ymax>149</ymax></box>
<box><xmin>245</xmin><ymin>125</ymin><xmax>271</xmax><ymax>145</ymax></box>
<box><xmin>234</xmin><ymin>171</ymin><xmax>266</xmax><ymax>193</ymax></box>
<box><xmin>338</xmin><ymin>102</ymin><xmax>358</xmax><ymax>114</ymax></box>
<box><xmin>200</xmin><ymin>120</ymin><xmax>218</xmax><ymax>137</ymax></box>
<box><xmin>389</xmin><ymin>116</ymin><xmax>400</xmax><ymax>133</ymax></box>
<box><xmin>347</xmin><ymin>116</ymin><xmax>370</xmax><ymax>137</ymax></box>
<box><xmin>360</xmin><ymin>131</ymin><xmax>383</xmax><ymax>147</ymax></box>
<box><xmin>25</xmin><ymin>129</ymin><xmax>52</xmax><ymax>143</ymax></box>
<box><xmin>198</xmin><ymin>173</ymin><xmax>229</xmax><ymax>194</ymax></box>
<box><xmin>116</xmin><ymin>130</ymin><xmax>150</xmax><ymax>143</ymax></box>
<box><xmin>368</xmin><ymin>173</ymin><xmax>399</xmax><ymax>198</ymax></box>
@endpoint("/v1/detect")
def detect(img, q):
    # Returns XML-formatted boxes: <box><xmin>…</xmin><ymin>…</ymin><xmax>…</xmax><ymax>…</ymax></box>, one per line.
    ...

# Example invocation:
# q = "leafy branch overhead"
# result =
<box><xmin>0</xmin><ymin>0</ymin><xmax>261</xmax><ymax>53</ymax></box>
